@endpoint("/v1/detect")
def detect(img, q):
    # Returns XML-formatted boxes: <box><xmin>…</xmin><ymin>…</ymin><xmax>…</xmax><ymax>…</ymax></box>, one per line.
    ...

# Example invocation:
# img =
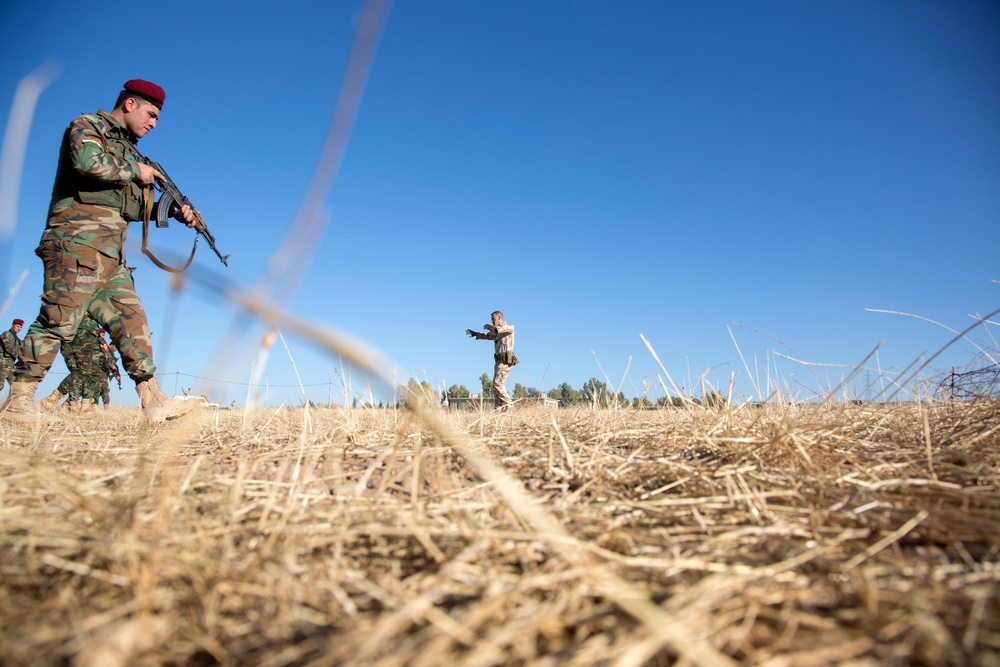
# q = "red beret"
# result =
<box><xmin>12</xmin><ymin>319</ymin><xmax>24</xmax><ymax>326</ymax></box>
<box><xmin>98</xmin><ymin>328</ymin><xmax>106</xmax><ymax>334</ymax></box>
<box><xmin>123</xmin><ymin>79</ymin><xmax>165</xmax><ymax>109</ymax></box>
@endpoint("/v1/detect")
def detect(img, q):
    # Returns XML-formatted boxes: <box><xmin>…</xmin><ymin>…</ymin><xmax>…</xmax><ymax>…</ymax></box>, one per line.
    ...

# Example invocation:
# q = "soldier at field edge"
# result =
<box><xmin>466</xmin><ymin>310</ymin><xmax>518</xmax><ymax>409</ymax></box>
<box><xmin>75</xmin><ymin>327</ymin><xmax>111</xmax><ymax>412</ymax></box>
<box><xmin>1</xmin><ymin>318</ymin><xmax>25</xmax><ymax>393</ymax></box>
<box><xmin>1</xmin><ymin>79</ymin><xmax>200</xmax><ymax>423</ymax></box>
<box><xmin>97</xmin><ymin>335</ymin><xmax>122</xmax><ymax>407</ymax></box>
<box><xmin>38</xmin><ymin>314</ymin><xmax>102</xmax><ymax>413</ymax></box>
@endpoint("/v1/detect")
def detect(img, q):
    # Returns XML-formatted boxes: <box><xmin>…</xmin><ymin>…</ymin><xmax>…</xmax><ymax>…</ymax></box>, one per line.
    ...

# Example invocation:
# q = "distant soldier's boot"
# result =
<box><xmin>39</xmin><ymin>389</ymin><xmax>66</xmax><ymax>413</ymax></box>
<box><xmin>66</xmin><ymin>399</ymin><xmax>79</xmax><ymax>413</ymax></box>
<box><xmin>79</xmin><ymin>398</ymin><xmax>95</xmax><ymax>414</ymax></box>
<box><xmin>136</xmin><ymin>376</ymin><xmax>198</xmax><ymax>423</ymax></box>
<box><xmin>0</xmin><ymin>381</ymin><xmax>55</xmax><ymax>423</ymax></box>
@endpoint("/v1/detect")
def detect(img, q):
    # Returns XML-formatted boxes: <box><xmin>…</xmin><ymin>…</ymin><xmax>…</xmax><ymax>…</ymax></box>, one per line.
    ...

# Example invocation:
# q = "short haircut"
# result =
<box><xmin>114</xmin><ymin>90</ymin><xmax>155</xmax><ymax>110</ymax></box>
<box><xmin>491</xmin><ymin>310</ymin><xmax>503</xmax><ymax>319</ymax></box>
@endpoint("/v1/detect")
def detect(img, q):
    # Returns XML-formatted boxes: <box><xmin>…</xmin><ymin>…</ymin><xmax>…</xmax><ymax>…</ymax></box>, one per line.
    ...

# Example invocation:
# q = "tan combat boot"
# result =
<box><xmin>80</xmin><ymin>398</ymin><xmax>95</xmax><ymax>414</ymax></box>
<box><xmin>66</xmin><ymin>399</ymin><xmax>79</xmax><ymax>413</ymax></box>
<box><xmin>0</xmin><ymin>381</ymin><xmax>55</xmax><ymax>423</ymax></box>
<box><xmin>39</xmin><ymin>389</ymin><xmax>65</xmax><ymax>413</ymax></box>
<box><xmin>136</xmin><ymin>377</ymin><xmax>199</xmax><ymax>422</ymax></box>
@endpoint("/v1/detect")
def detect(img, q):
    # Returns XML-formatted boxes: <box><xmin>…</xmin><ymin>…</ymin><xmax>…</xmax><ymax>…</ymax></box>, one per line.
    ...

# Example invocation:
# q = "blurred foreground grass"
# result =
<box><xmin>1</xmin><ymin>401</ymin><xmax>998</xmax><ymax>666</ymax></box>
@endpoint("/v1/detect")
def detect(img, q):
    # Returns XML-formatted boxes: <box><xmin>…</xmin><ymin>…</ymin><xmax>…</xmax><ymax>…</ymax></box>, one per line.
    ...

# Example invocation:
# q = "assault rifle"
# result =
<box><xmin>140</xmin><ymin>157</ymin><xmax>230</xmax><ymax>271</ymax></box>
<box><xmin>100</xmin><ymin>345</ymin><xmax>122</xmax><ymax>390</ymax></box>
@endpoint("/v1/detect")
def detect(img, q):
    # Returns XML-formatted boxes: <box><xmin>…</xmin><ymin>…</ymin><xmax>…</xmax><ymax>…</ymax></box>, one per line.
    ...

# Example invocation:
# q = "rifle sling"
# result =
<box><xmin>140</xmin><ymin>184</ymin><xmax>197</xmax><ymax>273</ymax></box>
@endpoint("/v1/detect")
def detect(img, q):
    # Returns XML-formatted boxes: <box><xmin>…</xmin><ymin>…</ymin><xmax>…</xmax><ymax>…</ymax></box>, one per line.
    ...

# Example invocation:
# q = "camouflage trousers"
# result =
<box><xmin>0</xmin><ymin>359</ymin><xmax>14</xmax><ymax>391</ymax></box>
<box><xmin>15</xmin><ymin>241</ymin><xmax>156</xmax><ymax>383</ymax></box>
<box><xmin>57</xmin><ymin>369</ymin><xmax>105</xmax><ymax>401</ymax></box>
<box><xmin>79</xmin><ymin>370</ymin><xmax>105</xmax><ymax>401</ymax></box>
<box><xmin>54</xmin><ymin>321</ymin><xmax>95</xmax><ymax>400</ymax></box>
<box><xmin>56</xmin><ymin>366</ymin><xmax>78</xmax><ymax>398</ymax></box>
<box><xmin>493</xmin><ymin>361</ymin><xmax>512</xmax><ymax>409</ymax></box>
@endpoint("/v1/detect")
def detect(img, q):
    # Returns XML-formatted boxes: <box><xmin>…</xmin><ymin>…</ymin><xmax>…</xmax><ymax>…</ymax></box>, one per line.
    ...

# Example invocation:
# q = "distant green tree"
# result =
<box><xmin>656</xmin><ymin>395</ymin><xmax>691</xmax><ymax>408</ymax></box>
<box><xmin>447</xmin><ymin>384</ymin><xmax>470</xmax><ymax>399</ymax></box>
<box><xmin>397</xmin><ymin>378</ymin><xmax>417</xmax><ymax>406</ymax></box>
<box><xmin>704</xmin><ymin>390</ymin><xmax>727</xmax><ymax>407</ymax></box>
<box><xmin>399</xmin><ymin>378</ymin><xmax>433</xmax><ymax>407</ymax></box>
<box><xmin>527</xmin><ymin>387</ymin><xmax>543</xmax><ymax>398</ymax></box>
<box><xmin>633</xmin><ymin>396</ymin><xmax>654</xmax><ymax>409</ymax></box>
<box><xmin>581</xmin><ymin>378</ymin><xmax>612</xmax><ymax>407</ymax></box>
<box><xmin>513</xmin><ymin>383</ymin><xmax>528</xmax><ymax>400</ymax></box>
<box><xmin>480</xmin><ymin>373</ymin><xmax>493</xmax><ymax>398</ymax></box>
<box><xmin>551</xmin><ymin>382</ymin><xmax>578</xmax><ymax>405</ymax></box>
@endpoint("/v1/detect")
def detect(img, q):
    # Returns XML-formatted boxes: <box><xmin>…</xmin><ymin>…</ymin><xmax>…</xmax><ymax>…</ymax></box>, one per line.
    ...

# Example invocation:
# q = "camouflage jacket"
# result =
<box><xmin>41</xmin><ymin>109</ymin><xmax>147</xmax><ymax>261</ymax></box>
<box><xmin>476</xmin><ymin>322</ymin><xmax>515</xmax><ymax>356</ymax></box>
<box><xmin>0</xmin><ymin>328</ymin><xmax>21</xmax><ymax>362</ymax></box>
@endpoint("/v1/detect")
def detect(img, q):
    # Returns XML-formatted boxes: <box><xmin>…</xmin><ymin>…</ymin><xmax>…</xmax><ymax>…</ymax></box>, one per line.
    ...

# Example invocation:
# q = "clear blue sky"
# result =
<box><xmin>1</xmin><ymin>1</ymin><xmax>998</xmax><ymax>406</ymax></box>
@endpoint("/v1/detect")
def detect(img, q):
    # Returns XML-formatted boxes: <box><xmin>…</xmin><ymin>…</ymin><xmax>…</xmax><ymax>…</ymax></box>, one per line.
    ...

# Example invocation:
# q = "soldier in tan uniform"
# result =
<box><xmin>2</xmin><ymin>79</ymin><xmax>200</xmax><ymax>423</ymax></box>
<box><xmin>466</xmin><ymin>311</ymin><xmax>517</xmax><ymax>409</ymax></box>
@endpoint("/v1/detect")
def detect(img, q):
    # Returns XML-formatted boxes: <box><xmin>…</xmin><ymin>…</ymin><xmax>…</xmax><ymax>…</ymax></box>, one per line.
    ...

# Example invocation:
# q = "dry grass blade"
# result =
<box><xmin>0</xmin><ymin>60</ymin><xmax>61</xmax><ymax>242</ymax></box>
<box><xmin>874</xmin><ymin>306</ymin><xmax>1000</xmax><ymax>401</ymax></box>
<box><xmin>205</xmin><ymin>0</ymin><xmax>393</xmax><ymax>384</ymax></box>
<box><xmin>1</xmin><ymin>268</ymin><xmax>29</xmax><ymax>322</ymax></box>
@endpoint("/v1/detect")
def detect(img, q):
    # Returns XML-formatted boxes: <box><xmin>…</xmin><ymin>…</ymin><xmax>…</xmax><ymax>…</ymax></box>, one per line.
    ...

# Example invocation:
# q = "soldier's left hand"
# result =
<box><xmin>465</xmin><ymin>329</ymin><xmax>476</xmax><ymax>338</ymax></box>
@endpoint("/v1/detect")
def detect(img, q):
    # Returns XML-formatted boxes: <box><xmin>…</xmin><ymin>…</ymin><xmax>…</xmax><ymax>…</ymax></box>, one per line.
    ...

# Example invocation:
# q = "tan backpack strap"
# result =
<box><xmin>140</xmin><ymin>184</ymin><xmax>197</xmax><ymax>273</ymax></box>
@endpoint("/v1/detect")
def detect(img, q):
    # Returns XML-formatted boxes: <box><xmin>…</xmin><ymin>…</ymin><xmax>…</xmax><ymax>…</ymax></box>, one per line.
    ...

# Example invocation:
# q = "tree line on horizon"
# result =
<box><xmin>397</xmin><ymin>376</ymin><xmax>727</xmax><ymax>409</ymax></box>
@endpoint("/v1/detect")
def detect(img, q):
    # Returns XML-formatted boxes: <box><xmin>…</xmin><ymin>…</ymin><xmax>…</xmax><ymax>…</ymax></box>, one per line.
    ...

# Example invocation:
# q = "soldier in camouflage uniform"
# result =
<box><xmin>79</xmin><ymin>332</ymin><xmax>118</xmax><ymax>408</ymax></box>
<box><xmin>77</xmin><ymin>329</ymin><xmax>107</xmax><ymax>411</ymax></box>
<box><xmin>97</xmin><ymin>338</ymin><xmax>121</xmax><ymax>406</ymax></box>
<box><xmin>1</xmin><ymin>79</ymin><xmax>200</xmax><ymax>423</ymax></box>
<box><xmin>1</xmin><ymin>319</ymin><xmax>24</xmax><ymax>393</ymax></box>
<box><xmin>466</xmin><ymin>311</ymin><xmax>517</xmax><ymax>409</ymax></box>
<box><xmin>39</xmin><ymin>313</ymin><xmax>102</xmax><ymax>412</ymax></box>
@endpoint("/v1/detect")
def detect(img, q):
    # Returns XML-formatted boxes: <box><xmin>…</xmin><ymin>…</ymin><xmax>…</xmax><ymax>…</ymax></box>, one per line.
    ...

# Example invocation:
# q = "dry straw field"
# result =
<box><xmin>1</xmin><ymin>398</ymin><xmax>998</xmax><ymax>666</ymax></box>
